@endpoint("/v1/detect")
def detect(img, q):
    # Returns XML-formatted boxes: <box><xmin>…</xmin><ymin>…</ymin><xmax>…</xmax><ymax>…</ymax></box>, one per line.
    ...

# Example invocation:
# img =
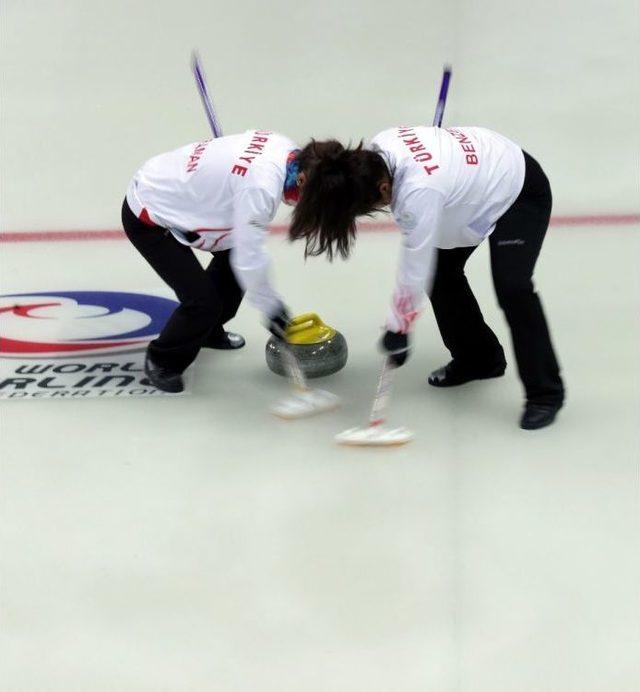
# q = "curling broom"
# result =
<box><xmin>336</xmin><ymin>65</ymin><xmax>452</xmax><ymax>447</ymax></box>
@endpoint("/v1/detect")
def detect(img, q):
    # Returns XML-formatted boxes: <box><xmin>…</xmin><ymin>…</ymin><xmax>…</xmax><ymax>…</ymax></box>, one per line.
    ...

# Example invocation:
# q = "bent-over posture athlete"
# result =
<box><xmin>289</xmin><ymin>127</ymin><xmax>565</xmax><ymax>429</ymax></box>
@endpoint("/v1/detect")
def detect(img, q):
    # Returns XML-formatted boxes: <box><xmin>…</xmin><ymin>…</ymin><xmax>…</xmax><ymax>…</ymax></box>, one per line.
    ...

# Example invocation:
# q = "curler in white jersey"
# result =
<box><xmin>191</xmin><ymin>50</ymin><xmax>340</xmax><ymax>420</ymax></box>
<box><xmin>335</xmin><ymin>64</ymin><xmax>452</xmax><ymax>447</ymax></box>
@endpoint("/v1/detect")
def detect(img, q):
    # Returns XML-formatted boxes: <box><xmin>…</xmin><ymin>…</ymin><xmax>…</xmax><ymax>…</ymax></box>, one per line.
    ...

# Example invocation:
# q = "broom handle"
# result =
<box><xmin>281</xmin><ymin>341</ymin><xmax>310</xmax><ymax>392</ymax></box>
<box><xmin>368</xmin><ymin>66</ymin><xmax>452</xmax><ymax>427</ymax></box>
<box><xmin>433</xmin><ymin>65</ymin><xmax>452</xmax><ymax>128</ymax></box>
<box><xmin>192</xmin><ymin>51</ymin><xmax>224</xmax><ymax>138</ymax></box>
<box><xmin>369</xmin><ymin>358</ymin><xmax>395</xmax><ymax>427</ymax></box>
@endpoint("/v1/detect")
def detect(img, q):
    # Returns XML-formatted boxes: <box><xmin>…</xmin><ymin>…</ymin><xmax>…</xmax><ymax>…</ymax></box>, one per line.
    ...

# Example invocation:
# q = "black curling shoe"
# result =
<box><xmin>520</xmin><ymin>403</ymin><xmax>561</xmax><ymax>430</ymax></box>
<box><xmin>428</xmin><ymin>359</ymin><xmax>506</xmax><ymax>387</ymax></box>
<box><xmin>144</xmin><ymin>354</ymin><xmax>184</xmax><ymax>393</ymax></box>
<box><xmin>204</xmin><ymin>331</ymin><xmax>246</xmax><ymax>350</ymax></box>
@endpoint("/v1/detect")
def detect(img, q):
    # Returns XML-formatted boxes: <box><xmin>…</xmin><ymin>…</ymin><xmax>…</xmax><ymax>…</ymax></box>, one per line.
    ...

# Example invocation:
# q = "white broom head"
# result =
<box><xmin>335</xmin><ymin>424</ymin><xmax>414</xmax><ymax>447</ymax></box>
<box><xmin>270</xmin><ymin>388</ymin><xmax>341</xmax><ymax>420</ymax></box>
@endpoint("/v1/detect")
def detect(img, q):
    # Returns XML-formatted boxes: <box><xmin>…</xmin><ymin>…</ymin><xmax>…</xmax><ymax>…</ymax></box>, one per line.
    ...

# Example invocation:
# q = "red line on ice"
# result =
<box><xmin>1</xmin><ymin>214</ymin><xmax>638</xmax><ymax>243</ymax></box>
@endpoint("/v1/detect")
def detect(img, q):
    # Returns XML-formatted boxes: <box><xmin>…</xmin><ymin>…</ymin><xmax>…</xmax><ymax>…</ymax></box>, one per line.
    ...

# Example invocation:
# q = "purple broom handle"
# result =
<box><xmin>191</xmin><ymin>51</ymin><xmax>223</xmax><ymax>138</ymax></box>
<box><xmin>432</xmin><ymin>65</ymin><xmax>452</xmax><ymax>128</ymax></box>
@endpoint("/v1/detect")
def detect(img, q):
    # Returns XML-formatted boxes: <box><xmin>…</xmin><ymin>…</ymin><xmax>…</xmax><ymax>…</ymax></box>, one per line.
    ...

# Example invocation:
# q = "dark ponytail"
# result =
<box><xmin>290</xmin><ymin>140</ymin><xmax>389</xmax><ymax>260</ymax></box>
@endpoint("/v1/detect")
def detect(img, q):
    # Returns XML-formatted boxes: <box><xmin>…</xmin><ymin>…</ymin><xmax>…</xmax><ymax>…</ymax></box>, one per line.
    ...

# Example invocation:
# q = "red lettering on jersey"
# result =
<box><xmin>447</xmin><ymin>128</ymin><xmax>479</xmax><ymax>166</ymax></box>
<box><xmin>396</xmin><ymin>127</ymin><xmax>439</xmax><ymax>178</ymax></box>
<box><xmin>185</xmin><ymin>140</ymin><xmax>210</xmax><ymax>173</ymax></box>
<box><xmin>230</xmin><ymin>131</ymin><xmax>273</xmax><ymax>176</ymax></box>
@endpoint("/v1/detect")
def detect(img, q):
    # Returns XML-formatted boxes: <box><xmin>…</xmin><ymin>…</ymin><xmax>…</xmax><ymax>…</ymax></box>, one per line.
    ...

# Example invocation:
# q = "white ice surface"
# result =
<box><xmin>1</xmin><ymin>228</ymin><xmax>639</xmax><ymax>691</ymax></box>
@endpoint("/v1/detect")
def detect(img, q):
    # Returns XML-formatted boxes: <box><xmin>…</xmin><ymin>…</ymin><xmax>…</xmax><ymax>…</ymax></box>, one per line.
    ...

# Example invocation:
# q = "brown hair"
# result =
<box><xmin>290</xmin><ymin>140</ymin><xmax>390</xmax><ymax>260</ymax></box>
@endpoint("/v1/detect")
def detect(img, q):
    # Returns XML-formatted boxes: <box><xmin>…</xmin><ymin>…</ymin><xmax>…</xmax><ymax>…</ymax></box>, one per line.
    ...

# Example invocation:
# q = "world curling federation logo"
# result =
<box><xmin>0</xmin><ymin>291</ymin><xmax>177</xmax><ymax>358</ymax></box>
<box><xmin>0</xmin><ymin>291</ymin><xmax>180</xmax><ymax>400</ymax></box>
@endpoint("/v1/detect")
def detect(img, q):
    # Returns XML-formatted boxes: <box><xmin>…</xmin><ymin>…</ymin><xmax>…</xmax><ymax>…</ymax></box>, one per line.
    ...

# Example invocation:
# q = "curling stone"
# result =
<box><xmin>266</xmin><ymin>313</ymin><xmax>348</xmax><ymax>379</ymax></box>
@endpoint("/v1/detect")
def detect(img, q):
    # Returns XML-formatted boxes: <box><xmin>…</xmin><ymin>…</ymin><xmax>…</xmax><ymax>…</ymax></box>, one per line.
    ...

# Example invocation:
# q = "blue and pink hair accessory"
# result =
<box><xmin>283</xmin><ymin>149</ymin><xmax>301</xmax><ymax>205</ymax></box>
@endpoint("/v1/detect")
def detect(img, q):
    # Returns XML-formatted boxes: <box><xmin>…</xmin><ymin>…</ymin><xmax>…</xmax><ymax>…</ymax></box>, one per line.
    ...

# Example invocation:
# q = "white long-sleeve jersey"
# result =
<box><xmin>126</xmin><ymin>130</ymin><xmax>298</xmax><ymax>317</ymax></box>
<box><xmin>369</xmin><ymin>126</ymin><xmax>526</xmax><ymax>333</ymax></box>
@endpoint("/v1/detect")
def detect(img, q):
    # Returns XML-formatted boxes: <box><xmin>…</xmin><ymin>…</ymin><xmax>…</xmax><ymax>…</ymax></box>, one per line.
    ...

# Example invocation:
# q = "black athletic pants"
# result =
<box><xmin>429</xmin><ymin>152</ymin><xmax>564</xmax><ymax>407</ymax></box>
<box><xmin>121</xmin><ymin>199</ymin><xmax>244</xmax><ymax>373</ymax></box>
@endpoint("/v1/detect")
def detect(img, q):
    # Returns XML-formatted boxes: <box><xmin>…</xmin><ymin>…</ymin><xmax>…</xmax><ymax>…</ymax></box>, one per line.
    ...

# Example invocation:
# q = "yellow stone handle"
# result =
<box><xmin>287</xmin><ymin>313</ymin><xmax>325</xmax><ymax>335</ymax></box>
<box><xmin>285</xmin><ymin>313</ymin><xmax>337</xmax><ymax>344</ymax></box>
